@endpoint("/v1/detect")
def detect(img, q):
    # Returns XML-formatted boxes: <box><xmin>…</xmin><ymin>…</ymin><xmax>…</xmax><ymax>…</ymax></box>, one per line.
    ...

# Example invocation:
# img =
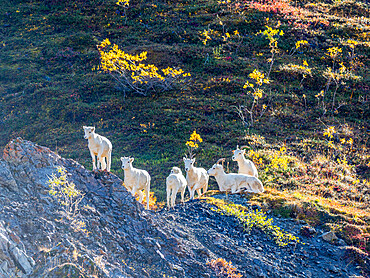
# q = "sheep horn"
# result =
<box><xmin>216</xmin><ymin>158</ymin><xmax>226</xmax><ymax>165</ymax></box>
<box><xmin>190</xmin><ymin>153</ymin><xmax>195</xmax><ymax>159</ymax></box>
<box><xmin>240</xmin><ymin>145</ymin><xmax>248</xmax><ymax>150</ymax></box>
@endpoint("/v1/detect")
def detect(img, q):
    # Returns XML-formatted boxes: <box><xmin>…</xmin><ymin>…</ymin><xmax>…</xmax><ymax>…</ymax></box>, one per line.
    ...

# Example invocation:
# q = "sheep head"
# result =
<box><xmin>170</xmin><ymin>167</ymin><xmax>182</xmax><ymax>175</ymax></box>
<box><xmin>232</xmin><ymin>146</ymin><xmax>246</xmax><ymax>161</ymax></box>
<box><xmin>83</xmin><ymin>126</ymin><xmax>95</xmax><ymax>139</ymax></box>
<box><xmin>183</xmin><ymin>157</ymin><xmax>195</xmax><ymax>172</ymax></box>
<box><xmin>207</xmin><ymin>160</ymin><xmax>224</xmax><ymax>176</ymax></box>
<box><xmin>120</xmin><ymin>156</ymin><xmax>134</xmax><ymax>170</ymax></box>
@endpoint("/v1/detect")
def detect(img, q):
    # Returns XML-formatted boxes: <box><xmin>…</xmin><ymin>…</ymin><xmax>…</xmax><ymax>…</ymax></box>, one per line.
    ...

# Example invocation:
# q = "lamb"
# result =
<box><xmin>166</xmin><ymin>167</ymin><xmax>187</xmax><ymax>208</ymax></box>
<box><xmin>183</xmin><ymin>157</ymin><xmax>209</xmax><ymax>200</ymax></box>
<box><xmin>232</xmin><ymin>145</ymin><xmax>258</xmax><ymax>178</ymax></box>
<box><xmin>121</xmin><ymin>156</ymin><xmax>151</xmax><ymax>210</ymax></box>
<box><xmin>207</xmin><ymin>158</ymin><xmax>264</xmax><ymax>194</ymax></box>
<box><xmin>83</xmin><ymin>126</ymin><xmax>112</xmax><ymax>172</ymax></box>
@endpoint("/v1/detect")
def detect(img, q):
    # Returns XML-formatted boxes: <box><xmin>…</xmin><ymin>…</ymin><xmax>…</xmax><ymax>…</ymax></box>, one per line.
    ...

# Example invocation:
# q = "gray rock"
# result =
<box><xmin>321</xmin><ymin>231</ymin><xmax>338</xmax><ymax>243</ymax></box>
<box><xmin>300</xmin><ymin>225</ymin><xmax>316</xmax><ymax>237</ymax></box>
<box><xmin>0</xmin><ymin>159</ymin><xmax>18</xmax><ymax>191</ymax></box>
<box><xmin>337</xmin><ymin>239</ymin><xmax>346</xmax><ymax>246</ymax></box>
<box><xmin>328</xmin><ymin>264</ymin><xmax>340</xmax><ymax>273</ymax></box>
<box><xmin>9</xmin><ymin>245</ymin><xmax>34</xmax><ymax>274</ymax></box>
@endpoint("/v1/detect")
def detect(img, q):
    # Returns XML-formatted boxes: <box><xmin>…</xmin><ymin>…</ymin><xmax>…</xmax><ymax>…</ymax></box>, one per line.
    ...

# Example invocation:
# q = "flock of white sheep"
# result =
<box><xmin>83</xmin><ymin>126</ymin><xmax>264</xmax><ymax>210</ymax></box>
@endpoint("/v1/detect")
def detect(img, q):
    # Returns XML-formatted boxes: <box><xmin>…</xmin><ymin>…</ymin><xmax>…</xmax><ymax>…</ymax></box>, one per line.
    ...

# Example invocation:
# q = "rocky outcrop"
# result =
<box><xmin>0</xmin><ymin>138</ymin><xmax>207</xmax><ymax>277</ymax></box>
<box><xmin>0</xmin><ymin>138</ymin><xmax>367</xmax><ymax>277</ymax></box>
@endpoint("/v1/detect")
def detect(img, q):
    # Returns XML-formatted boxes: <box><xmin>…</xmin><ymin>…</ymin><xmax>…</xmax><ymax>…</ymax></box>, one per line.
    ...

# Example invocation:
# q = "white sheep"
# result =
<box><xmin>166</xmin><ymin>167</ymin><xmax>187</xmax><ymax>208</ymax></box>
<box><xmin>232</xmin><ymin>145</ymin><xmax>258</xmax><ymax>178</ymax></box>
<box><xmin>207</xmin><ymin>158</ymin><xmax>264</xmax><ymax>194</ymax></box>
<box><xmin>83</xmin><ymin>126</ymin><xmax>112</xmax><ymax>172</ymax></box>
<box><xmin>120</xmin><ymin>156</ymin><xmax>151</xmax><ymax>210</ymax></box>
<box><xmin>183</xmin><ymin>157</ymin><xmax>209</xmax><ymax>200</ymax></box>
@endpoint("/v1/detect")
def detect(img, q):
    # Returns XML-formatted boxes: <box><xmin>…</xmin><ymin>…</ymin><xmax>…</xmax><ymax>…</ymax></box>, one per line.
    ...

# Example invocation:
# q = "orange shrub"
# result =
<box><xmin>207</xmin><ymin>258</ymin><xmax>242</xmax><ymax>278</ymax></box>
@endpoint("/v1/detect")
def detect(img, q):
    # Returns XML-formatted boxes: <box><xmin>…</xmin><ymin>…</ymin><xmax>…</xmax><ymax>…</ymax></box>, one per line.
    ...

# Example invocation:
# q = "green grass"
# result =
<box><xmin>0</xmin><ymin>0</ymin><xmax>369</xmax><ymax>227</ymax></box>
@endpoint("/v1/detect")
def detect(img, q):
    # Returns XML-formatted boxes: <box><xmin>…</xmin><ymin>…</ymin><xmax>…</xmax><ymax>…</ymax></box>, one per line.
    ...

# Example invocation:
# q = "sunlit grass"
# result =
<box><xmin>204</xmin><ymin>197</ymin><xmax>300</xmax><ymax>247</ymax></box>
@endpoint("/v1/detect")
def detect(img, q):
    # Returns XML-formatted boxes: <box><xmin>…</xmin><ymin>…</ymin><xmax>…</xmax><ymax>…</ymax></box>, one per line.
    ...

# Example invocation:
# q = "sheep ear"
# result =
<box><xmin>83</xmin><ymin>126</ymin><xmax>87</xmax><ymax>129</ymax></box>
<box><xmin>92</xmin><ymin>127</ymin><xmax>95</xmax><ymax>132</ymax></box>
<box><xmin>242</xmin><ymin>149</ymin><xmax>246</xmax><ymax>154</ymax></box>
<box><xmin>183</xmin><ymin>157</ymin><xmax>186</xmax><ymax>162</ymax></box>
<box><xmin>130</xmin><ymin>157</ymin><xmax>134</xmax><ymax>163</ymax></box>
<box><xmin>232</xmin><ymin>150</ymin><xmax>235</xmax><ymax>154</ymax></box>
<box><xmin>120</xmin><ymin>157</ymin><xmax>124</xmax><ymax>162</ymax></box>
<box><xmin>192</xmin><ymin>158</ymin><xmax>196</xmax><ymax>163</ymax></box>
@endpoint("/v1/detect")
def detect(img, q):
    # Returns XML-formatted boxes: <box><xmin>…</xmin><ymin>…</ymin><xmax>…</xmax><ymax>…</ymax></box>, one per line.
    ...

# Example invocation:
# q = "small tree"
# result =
<box><xmin>236</xmin><ymin>69</ymin><xmax>270</xmax><ymax>127</ymax></box>
<box><xmin>96</xmin><ymin>39</ymin><xmax>191</xmax><ymax>96</ymax></box>
<box><xmin>185</xmin><ymin>130</ymin><xmax>203</xmax><ymax>158</ymax></box>
<box><xmin>48</xmin><ymin>167</ymin><xmax>87</xmax><ymax>234</ymax></box>
<box><xmin>116</xmin><ymin>0</ymin><xmax>129</xmax><ymax>23</ymax></box>
<box><xmin>321</xmin><ymin>46</ymin><xmax>361</xmax><ymax>113</ymax></box>
<box><xmin>258</xmin><ymin>25</ymin><xmax>284</xmax><ymax>79</ymax></box>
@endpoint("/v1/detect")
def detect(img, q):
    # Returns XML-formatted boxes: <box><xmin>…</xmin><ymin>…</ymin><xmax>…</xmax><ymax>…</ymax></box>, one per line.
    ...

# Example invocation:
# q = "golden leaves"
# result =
<box><xmin>295</xmin><ymin>40</ymin><xmax>308</xmax><ymax>49</ymax></box>
<box><xmin>323</xmin><ymin>126</ymin><xmax>336</xmax><ymax>139</ymax></box>
<box><xmin>116</xmin><ymin>0</ymin><xmax>129</xmax><ymax>7</ymax></box>
<box><xmin>186</xmin><ymin>130</ymin><xmax>203</xmax><ymax>156</ymax></box>
<box><xmin>96</xmin><ymin>39</ymin><xmax>190</xmax><ymax>92</ymax></box>
<box><xmin>326</xmin><ymin>47</ymin><xmax>342</xmax><ymax>59</ymax></box>
<box><xmin>249</xmin><ymin>69</ymin><xmax>270</xmax><ymax>85</ymax></box>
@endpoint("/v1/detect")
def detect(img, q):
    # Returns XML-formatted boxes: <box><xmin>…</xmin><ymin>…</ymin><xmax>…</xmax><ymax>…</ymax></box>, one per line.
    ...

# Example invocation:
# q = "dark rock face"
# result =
<box><xmin>0</xmin><ymin>138</ymin><xmax>368</xmax><ymax>277</ymax></box>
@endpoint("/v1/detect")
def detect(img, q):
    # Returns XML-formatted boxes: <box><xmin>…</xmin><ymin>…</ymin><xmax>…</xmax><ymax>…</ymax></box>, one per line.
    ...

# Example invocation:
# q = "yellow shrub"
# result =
<box><xmin>96</xmin><ymin>39</ymin><xmax>191</xmax><ymax>95</ymax></box>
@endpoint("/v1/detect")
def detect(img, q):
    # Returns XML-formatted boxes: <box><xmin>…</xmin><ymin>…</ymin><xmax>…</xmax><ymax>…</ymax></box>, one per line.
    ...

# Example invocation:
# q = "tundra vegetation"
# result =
<box><xmin>0</xmin><ymin>0</ymin><xmax>369</xmax><ymax>260</ymax></box>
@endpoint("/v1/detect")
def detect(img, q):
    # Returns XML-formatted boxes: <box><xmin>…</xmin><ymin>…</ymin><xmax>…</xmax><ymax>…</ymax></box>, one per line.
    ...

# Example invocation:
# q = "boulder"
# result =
<box><xmin>321</xmin><ymin>231</ymin><xmax>338</xmax><ymax>243</ymax></box>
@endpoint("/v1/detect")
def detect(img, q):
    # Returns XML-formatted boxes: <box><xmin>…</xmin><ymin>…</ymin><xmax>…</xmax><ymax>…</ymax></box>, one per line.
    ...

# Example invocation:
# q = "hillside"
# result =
<box><xmin>0</xmin><ymin>0</ymin><xmax>369</xmax><ymax>273</ymax></box>
<box><xmin>0</xmin><ymin>138</ymin><xmax>368</xmax><ymax>277</ymax></box>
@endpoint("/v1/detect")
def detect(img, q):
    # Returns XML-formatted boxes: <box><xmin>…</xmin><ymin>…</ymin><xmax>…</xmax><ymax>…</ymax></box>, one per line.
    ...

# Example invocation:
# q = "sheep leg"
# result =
<box><xmin>196</xmin><ymin>188</ymin><xmax>202</xmax><ymax>198</ymax></box>
<box><xmin>204</xmin><ymin>180</ymin><xmax>208</xmax><ymax>195</ymax></box>
<box><xmin>100</xmin><ymin>157</ymin><xmax>107</xmax><ymax>171</ymax></box>
<box><xmin>188</xmin><ymin>185</ymin><xmax>194</xmax><ymax>200</ymax></box>
<box><xmin>145</xmin><ymin>177</ymin><xmax>150</xmax><ymax>210</ymax></box>
<box><xmin>131</xmin><ymin>186</ymin><xmax>138</xmax><ymax>198</ymax></box>
<box><xmin>138</xmin><ymin>190</ymin><xmax>145</xmax><ymax>204</ymax></box>
<box><xmin>106</xmin><ymin>150</ymin><xmax>112</xmax><ymax>172</ymax></box>
<box><xmin>167</xmin><ymin>187</ymin><xmax>171</xmax><ymax>208</ymax></box>
<box><xmin>90</xmin><ymin>151</ymin><xmax>97</xmax><ymax>171</ymax></box>
<box><xmin>171</xmin><ymin>187</ymin><xmax>178</xmax><ymax>208</ymax></box>
<box><xmin>180</xmin><ymin>187</ymin><xmax>185</xmax><ymax>203</ymax></box>
<box><xmin>239</xmin><ymin>181</ymin><xmax>253</xmax><ymax>193</ymax></box>
<box><xmin>189</xmin><ymin>188</ymin><xmax>195</xmax><ymax>200</ymax></box>
<box><xmin>96</xmin><ymin>154</ymin><xmax>101</xmax><ymax>170</ymax></box>
<box><xmin>98</xmin><ymin>151</ymin><xmax>106</xmax><ymax>171</ymax></box>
